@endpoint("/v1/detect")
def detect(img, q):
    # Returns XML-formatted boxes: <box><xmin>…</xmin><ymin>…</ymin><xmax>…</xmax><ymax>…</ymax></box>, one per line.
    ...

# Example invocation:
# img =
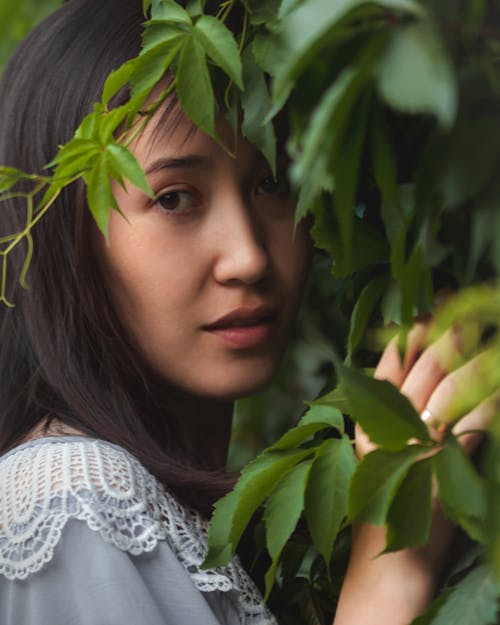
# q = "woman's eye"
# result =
<box><xmin>256</xmin><ymin>172</ymin><xmax>290</xmax><ymax>197</ymax></box>
<box><xmin>155</xmin><ymin>190</ymin><xmax>196</xmax><ymax>214</ymax></box>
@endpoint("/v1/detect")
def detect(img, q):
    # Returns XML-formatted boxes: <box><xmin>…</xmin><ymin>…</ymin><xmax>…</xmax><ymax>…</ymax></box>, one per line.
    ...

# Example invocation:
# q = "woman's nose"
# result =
<box><xmin>212</xmin><ymin>201</ymin><xmax>270</xmax><ymax>286</ymax></box>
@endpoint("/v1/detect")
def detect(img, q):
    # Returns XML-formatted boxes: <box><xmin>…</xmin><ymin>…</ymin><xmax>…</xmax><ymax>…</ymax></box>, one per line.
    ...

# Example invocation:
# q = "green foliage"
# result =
<box><xmin>2</xmin><ymin>1</ymin><xmax>500</xmax><ymax>623</ymax></box>
<box><xmin>335</xmin><ymin>360</ymin><xmax>431</xmax><ymax>450</ymax></box>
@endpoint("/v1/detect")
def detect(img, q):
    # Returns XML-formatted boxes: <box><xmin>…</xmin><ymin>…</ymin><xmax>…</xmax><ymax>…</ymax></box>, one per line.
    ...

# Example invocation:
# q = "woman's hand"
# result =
<box><xmin>333</xmin><ymin>319</ymin><xmax>496</xmax><ymax>625</ymax></box>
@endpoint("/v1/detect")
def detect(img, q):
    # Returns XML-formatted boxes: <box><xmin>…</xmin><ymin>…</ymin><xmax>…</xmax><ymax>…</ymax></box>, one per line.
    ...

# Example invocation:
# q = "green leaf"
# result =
<box><xmin>428</xmin><ymin>565</ymin><xmax>499</xmax><ymax>625</ymax></box>
<box><xmin>298</xmin><ymin>405</ymin><xmax>345</xmax><ymax>433</ymax></box>
<box><xmin>486</xmin><ymin>427</ymin><xmax>500</xmax><ymax>581</ymax></box>
<box><xmin>247</xmin><ymin>0</ymin><xmax>281</xmax><ymax>25</ymax></box>
<box><xmin>241</xmin><ymin>47</ymin><xmax>276</xmax><ymax>173</ymax></box>
<box><xmin>176</xmin><ymin>36</ymin><xmax>216</xmax><ymax>138</ymax></box>
<box><xmin>107</xmin><ymin>144</ymin><xmax>153</xmax><ymax>197</ymax></box>
<box><xmin>311</xmin><ymin>385</ymin><xmax>350</xmax><ymax>415</ymax></box>
<box><xmin>409</xmin><ymin>591</ymin><xmax>453</xmax><ymax>625</ymax></box>
<box><xmin>396</xmin><ymin>242</ymin><xmax>424</xmax><ymax>326</ymax></box>
<box><xmin>0</xmin><ymin>166</ymin><xmax>29</xmax><ymax>192</ymax></box>
<box><xmin>194</xmin><ymin>15</ymin><xmax>243</xmax><ymax>89</ymax></box>
<box><xmin>335</xmin><ymin>361</ymin><xmax>431</xmax><ymax>451</ymax></box>
<box><xmin>263</xmin><ymin>459</ymin><xmax>313</xmax><ymax>598</ymax></box>
<box><xmin>52</xmin><ymin>151</ymin><xmax>100</xmax><ymax>181</ymax></box>
<box><xmin>150</xmin><ymin>0</ymin><xmax>192</xmax><ymax>24</ymax></box>
<box><xmin>75</xmin><ymin>111</ymin><xmax>100</xmax><ymax>141</ymax></box>
<box><xmin>48</xmin><ymin>139</ymin><xmax>99</xmax><ymax>167</ymax></box>
<box><xmin>349</xmin><ymin>445</ymin><xmax>427</xmax><ymax>525</ymax></box>
<box><xmin>185</xmin><ymin>0</ymin><xmax>203</xmax><ymax>16</ymax></box>
<box><xmin>332</xmin><ymin>91</ymin><xmax>370</xmax><ymax>273</ymax></box>
<box><xmin>434</xmin><ymin>436</ymin><xmax>487</xmax><ymax>542</ymax></box>
<box><xmin>376</xmin><ymin>20</ymin><xmax>458</xmax><ymax>127</ymax></box>
<box><xmin>370</xmin><ymin>103</ymin><xmax>402</xmax><ymax>243</ymax></box>
<box><xmin>84</xmin><ymin>157</ymin><xmax>114</xmax><ymax>236</ymax></box>
<box><xmin>98</xmin><ymin>106</ymin><xmax>132</xmax><ymax>145</ymax></box>
<box><xmin>385</xmin><ymin>457</ymin><xmax>432</xmax><ymax>551</ymax></box>
<box><xmin>311</xmin><ymin>199</ymin><xmax>389</xmax><ymax>276</ymax></box>
<box><xmin>305</xmin><ymin>436</ymin><xmax>357</xmax><ymax>565</ymax></box>
<box><xmin>292</xmin><ymin>67</ymin><xmax>357</xmax><ymax>221</ymax></box>
<box><xmin>274</xmin><ymin>0</ymin><xmax>422</xmax><ymax>102</ymax></box>
<box><xmin>101</xmin><ymin>60</ymin><xmax>136</xmax><ymax>107</ymax></box>
<box><xmin>142</xmin><ymin>22</ymin><xmax>186</xmax><ymax>54</ymax></box>
<box><xmin>437</xmin><ymin>117</ymin><xmax>500</xmax><ymax>209</ymax></box>
<box><xmin>347</xmin><ymin>274</ymin><xmax>390</xmax><ymax>360</ymax></box>
<box><xmin>269</xmin><ymin>422</ymin><xmax>341</xmax><ymax>452</ymax></box>
<box><xmin>131</xmin><ymin>40</ymin><xmax>183</xmax><ymax>97</ymax></box>
<box><xmin>204</xmin><ymin>448</ymin><xmax>312</xmax><ymax>567</ymax></box>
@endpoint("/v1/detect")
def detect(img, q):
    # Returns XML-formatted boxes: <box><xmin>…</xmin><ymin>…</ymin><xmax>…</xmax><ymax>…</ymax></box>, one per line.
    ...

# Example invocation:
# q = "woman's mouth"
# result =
<box><xmin>203</xmin><ymin>306</ymin><xmax>277</xmax><ymax>349</ymax></box>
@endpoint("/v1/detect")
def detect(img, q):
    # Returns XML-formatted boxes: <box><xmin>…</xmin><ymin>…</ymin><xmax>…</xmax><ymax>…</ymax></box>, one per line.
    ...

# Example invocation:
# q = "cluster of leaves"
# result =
<box><xmin>209</xmin><ymin>286</ymin><xmax>500</xmax><ymax>624</ymax></box>
<box><xmin>2</xmin><ymin>0</ymin><xmax>500</xmax><ymax>623</ymax></box>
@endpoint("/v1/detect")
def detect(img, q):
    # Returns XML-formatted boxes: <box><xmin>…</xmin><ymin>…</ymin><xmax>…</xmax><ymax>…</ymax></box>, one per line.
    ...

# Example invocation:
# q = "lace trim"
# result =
<box><xmin>0</xmin><ymin>438</ymin><xmax>276</xmax><ymax>625</ymax></box>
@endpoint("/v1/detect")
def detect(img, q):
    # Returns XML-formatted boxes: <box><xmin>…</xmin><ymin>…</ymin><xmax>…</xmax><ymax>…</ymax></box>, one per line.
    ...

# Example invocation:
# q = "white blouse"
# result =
<box><xmin>0</xmin><ymin>436</ymin><xmax>277</xmax><ymax>625</ymax></box>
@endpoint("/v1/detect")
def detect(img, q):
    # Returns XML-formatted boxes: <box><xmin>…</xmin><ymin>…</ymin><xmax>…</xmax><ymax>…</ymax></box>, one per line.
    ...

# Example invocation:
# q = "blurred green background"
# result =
<box><xmin>0</xmin><ymin>0</ymin><xmax>62</xmax><ymax>72</ymax></box>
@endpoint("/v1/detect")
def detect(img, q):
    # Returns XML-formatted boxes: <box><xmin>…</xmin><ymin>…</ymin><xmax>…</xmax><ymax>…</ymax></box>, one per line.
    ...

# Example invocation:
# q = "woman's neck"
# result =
<box><xmin>167</xmin><ymin>392</ymin><xmax>234</xmax><ymax>471</ymax></box>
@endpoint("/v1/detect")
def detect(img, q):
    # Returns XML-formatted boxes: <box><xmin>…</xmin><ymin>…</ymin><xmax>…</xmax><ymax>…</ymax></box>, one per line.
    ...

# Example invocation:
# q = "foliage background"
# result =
<box><xmin>2</xmin><ymin>1</ymin><xmax>500</xmax><ymax>624</ymax></box>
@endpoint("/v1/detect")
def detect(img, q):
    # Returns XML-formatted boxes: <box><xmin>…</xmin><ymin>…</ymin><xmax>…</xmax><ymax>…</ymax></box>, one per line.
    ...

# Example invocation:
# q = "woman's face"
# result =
<box><xmin>98</xmin><ymin>107</ymin><xmax>311</xmax><ymax>400</ymax></box>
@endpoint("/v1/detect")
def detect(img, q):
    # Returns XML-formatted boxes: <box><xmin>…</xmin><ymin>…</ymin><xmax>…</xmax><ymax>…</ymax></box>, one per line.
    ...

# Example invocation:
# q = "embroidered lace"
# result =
<box><xmin>0</xmin><ymin>438</ymin><xmax>276</xmax><ymax>625</ymax></box>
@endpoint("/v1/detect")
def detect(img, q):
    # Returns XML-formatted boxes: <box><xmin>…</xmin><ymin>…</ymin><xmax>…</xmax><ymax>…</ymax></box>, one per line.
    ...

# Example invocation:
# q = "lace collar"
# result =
<box><xmin>0</xmin><ymin>437</ymin><xmax>277</xmax><ymax>625</ymax></box>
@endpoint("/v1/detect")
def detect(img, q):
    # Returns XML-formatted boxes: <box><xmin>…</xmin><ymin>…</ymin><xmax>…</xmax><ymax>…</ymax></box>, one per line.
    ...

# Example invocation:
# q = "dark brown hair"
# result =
<box><xmin>0</xmin><ymin>0</ymin><xmax>235</xmax><ymax>516</ymax></box>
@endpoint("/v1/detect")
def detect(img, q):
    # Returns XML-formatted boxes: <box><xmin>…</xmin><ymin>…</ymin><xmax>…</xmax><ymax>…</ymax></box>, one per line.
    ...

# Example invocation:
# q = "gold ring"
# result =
<box><xmin>421</xmin><ymin>408</ymin><xmax>446</xmax><ymax>434</ymax></box>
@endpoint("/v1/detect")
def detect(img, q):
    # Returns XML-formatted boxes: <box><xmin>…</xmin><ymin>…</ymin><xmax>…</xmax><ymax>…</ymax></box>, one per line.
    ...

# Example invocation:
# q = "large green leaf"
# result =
<box><xmin>84</xmin><ymin>157</ymin><xmax>115</xmax><ymax>237</ymax></box>
<box><xmin>332</xmin><ymin>90</ymin><xmax>370</xmax><ymax>273</ymax></box>
<box><xmin>429</xmin><ymin>565</ymin><xmax>499</xmax><ymax>625</ymax></box>
<box><xmin>434</xmin><ymin>436</ymin><xmax>487</xmax><ymax>542</ymax></box>
<box><xmin>264</xmin><ymin>459</ymin><xmax>313</xmax><ymax>597</ymax></box>
<box><xmin>305</xmin><ymin>436</ymin><xmax>357</xmax><ymax>565</ymax></box>
<box><xmin>241</xmin><ymin>46</ymin><xmax>277</xmax><ymax>173</ymax></box>
<box><xmin>204</xmin><ymin>448</ymin><xmax>312</xmax><ymax>567</ymax></box>
<box><xmin>150</xmin><ymin>0</ymin><xmax>192</xmax><ymax>24</ymax></box>
<box><xmin>409</xmin><ymin>591</ymin><xmax>453</xmax><ymax>625</ymax></box>
<box><xmin>142</xmin><ymin>22</ymin><xmax>187</xmax><ymax>54</ymax></box>
<box><xmin>194</xmin><ymin>15</ymin><xmax>243</xmax><ymax>89</ymax></box>
<box><xmin>335</xmin><ymin>361</ymin><xmax>431</xmax><ymax>450</ymax></box>
<box><xmin>291</xmin><ymin>67</ymin><xmax>357</xmax><ymax>221</ymax></box>
<box><xmin>101</xmin><ymin>60</ymin><xmax>136</xmax><ymax>107</ymax></box>
<box><xmin>298</xmin><ymin>405</ymin><xmax>345</xmax><ymax>433</ymax></box>
<box><xmin>349</xmin><ymin>445</ymin><xmax>427</xmax><ymax>525</ymax></box>
<box><xmin>274</xmin><ymin>0</ymin><xmax>422</xmax><ymax>102</ymax></box>
<box><xmin>347</xmin><ymin>273</ymin><xmax>390</xmax><ymax>361</ymax></box>
<box><xmin>176</xmin><ymin>36</ymin><xmax>216</xmax><ymax>138</ymax></box>
<box><xmin>385</xmin><ymin>457</ymin><xmax>432</xmax><ymax>551</ymax></box>
<box><xmin>107</xmin><ymin>144</ymin><xmax>153</xmax><ymax>197</ymax></box>
<box><xmin>370</xmin><ymin>103</ymin><xmax>402</xmax><ymax>244</ymax></box>
<box><xmin>376</xmin><ymin>20</ymin><xmax>457</xmax><ymax>127</ymax></box>
<box><xmin>131</xmin><ymin>40</ymin><xmax>183</xmax><ymax>97</ymax></box>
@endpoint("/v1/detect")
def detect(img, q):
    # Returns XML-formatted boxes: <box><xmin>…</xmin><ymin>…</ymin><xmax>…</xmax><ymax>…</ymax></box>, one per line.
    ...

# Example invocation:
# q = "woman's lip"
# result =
<box><xmin>204</xmin><ymin>305</ymin><xmax>276</xmax><ymax>330</ymax></box>
<box><xmin>205</xmin><ymin>320</ymin><xmax>276</xmax><ymax>349</ymax></box>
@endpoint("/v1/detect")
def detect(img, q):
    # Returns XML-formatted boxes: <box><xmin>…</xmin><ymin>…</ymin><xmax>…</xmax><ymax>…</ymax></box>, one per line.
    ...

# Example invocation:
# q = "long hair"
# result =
<box><xmin>0</xmin><ymin>0</ymin><xmax>235</xmax><ymax>516</ymax></box>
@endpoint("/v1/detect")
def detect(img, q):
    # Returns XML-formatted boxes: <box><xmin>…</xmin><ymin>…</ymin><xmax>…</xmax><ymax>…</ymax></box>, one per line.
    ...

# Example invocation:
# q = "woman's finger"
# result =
<box><xmin>398</xmin><ymin>326</ymin><xmax>465</xmax><ymax>414</ymax></box>
<box><xmin>374</xmin><ymin>320</ymin><xmax>431</xmax><ymax>388</ymax></box>
<box><xmin>451</xmin><ymin>390</ymin><xmax>500</xmax><ymax>454</ymax></box>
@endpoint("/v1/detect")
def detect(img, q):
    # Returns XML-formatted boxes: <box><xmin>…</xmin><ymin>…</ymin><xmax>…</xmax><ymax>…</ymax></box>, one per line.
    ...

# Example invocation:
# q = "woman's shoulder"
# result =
<box><xmin>0</xmin><ymin>436</ymin><xmax>277</xmax><ymax>625</ymax></box>
<box><xmin>0</xmin><ymin>436</ymin><xmax>195</xmax><ymax>579</ymax></box>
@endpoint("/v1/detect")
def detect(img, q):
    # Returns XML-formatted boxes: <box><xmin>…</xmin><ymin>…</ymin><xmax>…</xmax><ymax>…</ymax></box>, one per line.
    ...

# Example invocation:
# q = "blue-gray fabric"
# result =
<box><xmin>0</xmin><ymin>518</ymin><xmax>241</xmax><ymax>625</ymax></box>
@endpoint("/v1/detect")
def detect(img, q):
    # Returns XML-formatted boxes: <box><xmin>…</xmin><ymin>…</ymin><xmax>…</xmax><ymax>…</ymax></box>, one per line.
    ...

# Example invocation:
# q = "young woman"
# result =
<box><xmin>0</xmin><ymin>1</ymin><xmax>491</xmax><ymax>624</ymax></box>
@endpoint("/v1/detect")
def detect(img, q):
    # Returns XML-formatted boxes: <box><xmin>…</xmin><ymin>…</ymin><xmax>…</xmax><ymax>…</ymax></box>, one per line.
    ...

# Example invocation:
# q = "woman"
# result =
<box><xmin>0</xmin><ymin>1</ymin><xmax>490</xmax><ymax>624</ymax></box>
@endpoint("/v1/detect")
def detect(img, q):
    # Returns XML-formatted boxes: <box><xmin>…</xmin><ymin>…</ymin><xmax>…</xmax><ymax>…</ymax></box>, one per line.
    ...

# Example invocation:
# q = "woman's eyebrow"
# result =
<box><xmin>144</xmin><ymin>155</ymin><xmax>213</xmax><ymax>176</ymax></box>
